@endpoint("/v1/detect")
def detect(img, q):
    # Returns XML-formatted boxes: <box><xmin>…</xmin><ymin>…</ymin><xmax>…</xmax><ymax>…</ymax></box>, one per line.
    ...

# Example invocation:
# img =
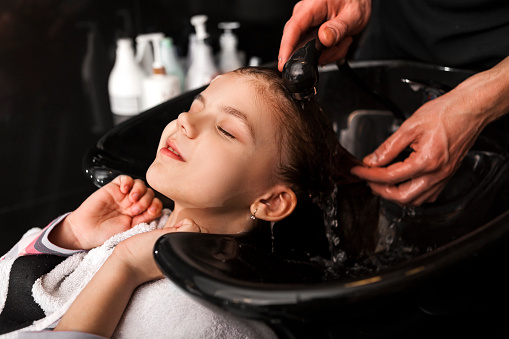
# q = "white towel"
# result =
<box><xmin>1</xmin><ymin>210</ymin><xmax>275</xmax><ymax>339</ymax></box>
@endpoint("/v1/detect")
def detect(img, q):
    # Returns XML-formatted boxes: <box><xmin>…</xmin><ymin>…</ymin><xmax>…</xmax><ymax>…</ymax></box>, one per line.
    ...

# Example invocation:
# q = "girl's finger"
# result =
<box><xmin>116</xmin><ymin>175</ymin><xmax>134</xmax><ymax>194</ymax></box>
<box><xmin>133</xmin><ymin>198</ymin><xmax>163</xmax><ymax>225</ymax></box>
<box><xmin>129</xmin><ymin>179</ymin><xmax>148</xmax><ymax>202</ymax></box>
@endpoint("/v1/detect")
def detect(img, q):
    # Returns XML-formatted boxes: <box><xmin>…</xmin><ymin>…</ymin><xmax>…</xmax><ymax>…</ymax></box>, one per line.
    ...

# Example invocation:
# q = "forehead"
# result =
<box><xmin>205</xmin><ymin>73</ymin><xmax>282</xmax><ymax>139</ymax></box>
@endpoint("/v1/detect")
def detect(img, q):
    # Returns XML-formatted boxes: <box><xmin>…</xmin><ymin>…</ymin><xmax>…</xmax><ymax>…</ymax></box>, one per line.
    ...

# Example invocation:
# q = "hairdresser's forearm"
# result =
<box><xmin>456</xmin><ymin>56</ymin><xmax>509</xmax><ymax>128</ymax></box>
<box><xmin>54</xmin><ymin>253</ymin><xmax>138</xmax><ymax>337</ymax></box>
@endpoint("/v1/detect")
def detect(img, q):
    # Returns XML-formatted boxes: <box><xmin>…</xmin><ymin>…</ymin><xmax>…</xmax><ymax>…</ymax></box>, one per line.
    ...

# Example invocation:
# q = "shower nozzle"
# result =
<box><xmin>282</xmin><ymin>39</ymin><xmax>322</xmax><ymax>101</ymax></box>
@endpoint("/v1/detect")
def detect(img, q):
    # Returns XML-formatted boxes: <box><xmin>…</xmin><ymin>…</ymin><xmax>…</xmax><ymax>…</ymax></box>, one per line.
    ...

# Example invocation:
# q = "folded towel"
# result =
<box><xmin>113</xmin><ymin>279</ymin><xmax>276</xmax><ymax>339</ymax></box>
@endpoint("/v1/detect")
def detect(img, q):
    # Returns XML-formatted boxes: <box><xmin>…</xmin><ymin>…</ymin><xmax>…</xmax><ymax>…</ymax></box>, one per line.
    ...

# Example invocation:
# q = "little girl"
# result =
<box><xmin>1</xmin><ymin>67</ymin><xmax>358</xmax><ymax>338</ymax></box>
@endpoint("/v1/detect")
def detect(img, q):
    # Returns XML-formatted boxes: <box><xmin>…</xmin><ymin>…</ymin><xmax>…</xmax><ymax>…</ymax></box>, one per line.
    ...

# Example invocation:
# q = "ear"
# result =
<box><xmin>251</xmin><ymin>185</ymin><xmax>297</xmax><ymax>222</ymax></box>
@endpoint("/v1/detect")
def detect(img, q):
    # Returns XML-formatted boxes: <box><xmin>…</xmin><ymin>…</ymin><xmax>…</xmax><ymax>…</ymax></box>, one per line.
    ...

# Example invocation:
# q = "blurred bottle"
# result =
<box><xmin>218</xmin><ymin>22</ymin><xmax>244</xmax><ymax>73</ymax></box>
<box><xmin>135</xmin><ymin>34</ymin><xmax>155</xmax><ymax>76</ymax></box>
<box><xmin>108</xmin><ymin>38</ymin><xmax>144</xmax><ymax>125</ymax></box>
<box><xmin>141</xmin><ymin>34</ymin><xmax>181</xmax><ymax>111</ymax></box>
<box><xmin>160</xmin><ymin>37</ymin><xmax>185</xmax><ymax>91</ymax></box>
<box><xmin>185</xmin><ymin>15</ymin><xmax>218</xmax><ymax>91</ymax></box>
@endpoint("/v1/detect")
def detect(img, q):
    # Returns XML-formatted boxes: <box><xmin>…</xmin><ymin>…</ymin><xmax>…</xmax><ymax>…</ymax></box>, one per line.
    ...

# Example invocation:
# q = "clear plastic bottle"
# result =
<box><xmin>160</xmin><ymin>37</ymin><xmax>185</xmax><ymax>91</ymax></box>
<box><xmin>218</xmin><ymin>22</ymin><xmax>244</xmax><ymax>73</ymax></box>
<box><xmin>108</xmin><ymin>38</ymin><xmax>144</xmax><ymax>124</ymax></box>
<box><xmin>184</xmin><ymin>15</ymin><xmax>218</xmax><ymax>91</ymax></box>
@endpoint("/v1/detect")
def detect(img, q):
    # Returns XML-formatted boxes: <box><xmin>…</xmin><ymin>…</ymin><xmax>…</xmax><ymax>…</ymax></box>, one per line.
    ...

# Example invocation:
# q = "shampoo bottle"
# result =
<box><xmin>218</xmin><ymin>22</ymin><xmax>243</xmax><ymax>73</ymax></box>
<box><xmin>108</xmin><ymin>38</ymin><xmax>144</xmax><ymax>124</ymax></box>
<box><xmin>160</xmin><ymin>37</ymin><xmax>185</xmax><ymax>91</ymax></box>
<box><xmin>141</xmin><ymin>34</ymin><xmax>181</xmax><ymax>111</ymax></box>
<box><xmin>185</xmin><ymin>15</ymin><xmax>218</xmax><ymax>91</ymax></box>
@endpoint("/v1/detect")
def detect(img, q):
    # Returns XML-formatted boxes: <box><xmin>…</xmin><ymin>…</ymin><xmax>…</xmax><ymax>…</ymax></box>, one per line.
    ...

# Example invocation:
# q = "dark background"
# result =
<box><xmin>0</xmin><ymin>0</ymin><xmax>298</xmax><ymax>255</ymax></box>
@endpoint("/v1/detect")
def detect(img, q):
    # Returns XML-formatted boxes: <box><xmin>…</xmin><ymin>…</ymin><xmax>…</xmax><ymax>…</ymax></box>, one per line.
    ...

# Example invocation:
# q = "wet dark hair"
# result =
<box><xmin>233</xmin><ymin>67</ymin><xmax>358</xmax><ymax>202</ymax></box>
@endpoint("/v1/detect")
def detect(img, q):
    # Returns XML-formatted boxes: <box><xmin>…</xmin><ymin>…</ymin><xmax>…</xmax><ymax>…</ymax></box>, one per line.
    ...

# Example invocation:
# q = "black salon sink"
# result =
<box><xmin>84</xmin><ymin>61</ymin><xmax>509</xmax><ymax>338</ymax></box>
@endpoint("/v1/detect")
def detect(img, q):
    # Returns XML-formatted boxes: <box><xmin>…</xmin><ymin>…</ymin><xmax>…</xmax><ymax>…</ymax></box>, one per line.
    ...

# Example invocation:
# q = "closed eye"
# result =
<box><xmin>217</xmin><ymin>126</ymin><xmax>236</xmax><ymax>139</ymax></box>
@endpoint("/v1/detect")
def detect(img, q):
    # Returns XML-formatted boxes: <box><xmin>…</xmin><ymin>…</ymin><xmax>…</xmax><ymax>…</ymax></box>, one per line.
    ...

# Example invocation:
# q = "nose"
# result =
<box><xmin>177</xmin><ymin>112</ymin><xmax>197</xmax><ymax>138</ymax></box>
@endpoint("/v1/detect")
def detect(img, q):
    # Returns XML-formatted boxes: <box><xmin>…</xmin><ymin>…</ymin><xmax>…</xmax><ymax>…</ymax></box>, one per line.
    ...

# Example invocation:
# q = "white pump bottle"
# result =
<box><xmin>108</xmin><ymin>38</ymin><xmax>144</xmax><ymax>124</ymax></box>
<box><xmin>185</xmin><ymin>15</ymin><xmax>218</xmax><ymax>91</ymax></box>
<box><xmin>141</xmin><ymin>33</ymin><xmax>181</xmax><ymax>111</ymax></box>
<box><xmin>218</xmin><ymin>22</ymin><xmax>244</xmax><ymax>73</ymax></box>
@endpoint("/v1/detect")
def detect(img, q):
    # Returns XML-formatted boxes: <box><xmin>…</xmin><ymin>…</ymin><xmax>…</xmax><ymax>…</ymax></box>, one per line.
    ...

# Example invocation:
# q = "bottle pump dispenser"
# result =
<box><xmin>185</xmin><ymin>15</ymin><xmax>218</xmax><ymax>91</ymax></box>
<box><xmin>218</xmin><ymin>22</ymin><xmax>243</xmax><ymax>73</ymax></box>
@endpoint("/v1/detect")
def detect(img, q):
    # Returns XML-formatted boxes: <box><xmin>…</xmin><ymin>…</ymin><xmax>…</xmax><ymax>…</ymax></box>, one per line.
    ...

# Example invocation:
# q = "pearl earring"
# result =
<box><xmin>250</xmin><ymin>209</ymin><xmax>258</xmax><ymax>220</ymax></box>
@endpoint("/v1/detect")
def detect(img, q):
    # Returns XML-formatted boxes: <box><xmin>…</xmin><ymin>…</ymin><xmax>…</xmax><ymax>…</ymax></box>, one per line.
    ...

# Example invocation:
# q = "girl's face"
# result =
<box><xmin>147</xmin><ymin>73</ymin><xmax>284</xmax><ymax>228</ymax></box>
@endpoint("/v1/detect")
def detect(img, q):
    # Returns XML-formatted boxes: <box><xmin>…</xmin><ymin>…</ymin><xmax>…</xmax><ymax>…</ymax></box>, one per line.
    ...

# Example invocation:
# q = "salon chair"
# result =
<box><xmin>84</xmin><ymin>61</ymin><xmax>509</xmax><ymax>338</ymax></box>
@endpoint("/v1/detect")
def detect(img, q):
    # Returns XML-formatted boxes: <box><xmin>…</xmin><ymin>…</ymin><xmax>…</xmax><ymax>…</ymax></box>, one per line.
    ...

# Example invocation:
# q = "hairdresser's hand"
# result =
<box><xmin>351</xmin><ymin>58</ymin><xmax>509</xmax><ymax>206</ymax></box>
<box><xmin>278</xmin><ymin>0</ymin><xmax>371</xmax><ymax>71</ymax></box>
<box><xmin>50</xmin><ymin>175</ymin><xmax>163</xmax><ymax>250</ymax></box>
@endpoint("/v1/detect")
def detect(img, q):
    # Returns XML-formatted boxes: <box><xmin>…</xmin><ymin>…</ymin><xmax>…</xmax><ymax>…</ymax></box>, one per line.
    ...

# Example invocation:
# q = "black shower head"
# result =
<box><xmin>282</xmin><ymin>39</ymin><xmax>323</xmax><ymax>101</ymax></box>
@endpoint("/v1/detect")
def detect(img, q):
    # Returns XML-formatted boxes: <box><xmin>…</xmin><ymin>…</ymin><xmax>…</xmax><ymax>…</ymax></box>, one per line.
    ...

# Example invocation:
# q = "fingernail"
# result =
<box><xmin>173</xmin><ymin>220</ymin><xmax>183</xmax><ymax>228</ymax></box>
<box><xmin>131</xmin><ymin>206</ymin><xmax>141</xmax><ymax>215</ymax></box>
<box><xmin>324</xmin><ymin>27</ymin><xmax>338</xmax><ymax>44</ymax></box>
<box><xmin>364</xmin><ymin>154</ymin><xmax>377</xmax><ymax>166</ymax></box>
<box><xmin>131</xmin><ymin>193</ymin><xmax>140</xmax><ymax>201</ymax></box>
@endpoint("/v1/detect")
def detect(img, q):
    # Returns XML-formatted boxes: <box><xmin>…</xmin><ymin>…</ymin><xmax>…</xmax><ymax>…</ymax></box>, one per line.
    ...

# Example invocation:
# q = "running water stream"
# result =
<box><xmin>315</xmin><ymin>184</ymin><xmax>420</xmax><ymax>280</ymax></box>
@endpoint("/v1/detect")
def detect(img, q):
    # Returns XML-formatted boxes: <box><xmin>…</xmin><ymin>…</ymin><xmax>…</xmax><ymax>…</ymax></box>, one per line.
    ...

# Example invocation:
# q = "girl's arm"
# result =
<box><xmin>53</xmin><ymin>250</ymin><xmax>139</xmax><ymax>337</ymax></box>
<box><xmin>3</xmin><ymin>175</ymin><xmax>163</xmax><ymax>261</ymax></box>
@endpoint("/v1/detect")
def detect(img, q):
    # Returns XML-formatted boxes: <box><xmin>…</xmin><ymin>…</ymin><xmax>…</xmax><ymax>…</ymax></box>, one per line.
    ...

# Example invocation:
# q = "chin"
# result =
<box><xmin>146</xmin><ymin>162</ymin><xmax>158</xmax><ymax>189</ymax></box>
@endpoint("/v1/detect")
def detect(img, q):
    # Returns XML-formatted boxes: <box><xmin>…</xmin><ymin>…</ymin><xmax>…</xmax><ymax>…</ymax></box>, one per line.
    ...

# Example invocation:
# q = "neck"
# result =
<box><xmin>165</xmin><ymin>203</ymin><xmax>254</xmax><ymax>234</ymax></box>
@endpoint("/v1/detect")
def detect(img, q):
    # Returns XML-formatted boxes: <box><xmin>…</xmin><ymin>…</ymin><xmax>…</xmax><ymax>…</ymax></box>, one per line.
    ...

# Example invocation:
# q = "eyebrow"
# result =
<box><xmin>196</xmin><ymin>94</ymin><xmax>256</xmax><ymax>142</ymax></box>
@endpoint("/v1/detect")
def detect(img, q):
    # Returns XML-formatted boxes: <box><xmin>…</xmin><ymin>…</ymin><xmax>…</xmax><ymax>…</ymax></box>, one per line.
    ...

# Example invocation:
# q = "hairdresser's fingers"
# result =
<box><xmin>278</xmin><ymin>0</ymin><xmax>329</xmax><ymax>71</ymax></box>
<box><xmin>409</xmin><ymin>186</ymin><xmax>443</xmax><ymax>206</ymax></box>
<box><xmin>319</xmin><ymin>36</ymin><xmax>353</xmax><ymax>65</ymax></box>
<box><xmin>278</xmin><ymin>0</ymin><xmax>371</xmax><ymax>70</ymax></box>
<box><xmin>352</xmin><ymin>153</ymin><xmax>428</xmax><ymax>188</ymax></box>
<box><xmin>316</xmin><ymin>1</ymin><xmax>370</xmax><ymax>46</ymax></box>
<box><xmin>367</xmin><ymin>174</ymin><xmax>446</xmax><ymax>206</ymax></box>
<box><xmin>364</xmin><ymin>123</ymin><xmax>418</xmax><ymax>168</ymax></box>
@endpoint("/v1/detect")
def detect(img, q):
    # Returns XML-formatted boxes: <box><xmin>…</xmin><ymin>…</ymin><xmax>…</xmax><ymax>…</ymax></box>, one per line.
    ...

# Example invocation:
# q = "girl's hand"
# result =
<box><xmin>114</xmin><ymin>218</ymin><xmax>209</xmax><ymax>285</ymax></box>
<box><xmin>50</xmin><ymin>175</ymin><xmax>163</xmax><ymax>250</ymax></box>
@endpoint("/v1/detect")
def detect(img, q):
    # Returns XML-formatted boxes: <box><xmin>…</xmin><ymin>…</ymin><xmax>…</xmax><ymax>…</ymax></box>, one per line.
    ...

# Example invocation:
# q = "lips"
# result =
<box><xmin>161</xmin><ymin>139</ymin><xmax>185</xmax><ymax>162</ymax></box>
